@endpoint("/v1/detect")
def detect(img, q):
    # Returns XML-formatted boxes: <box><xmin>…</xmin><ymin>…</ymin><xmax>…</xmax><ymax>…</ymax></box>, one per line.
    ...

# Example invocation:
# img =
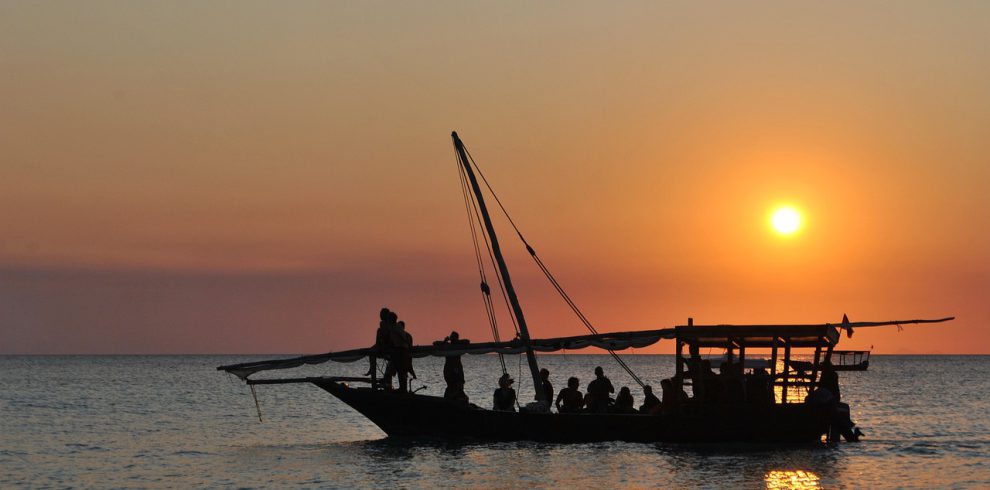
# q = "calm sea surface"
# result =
<box><xmin>2</xmin><ymin>355</ymin><xmax>988</xmax><ymax>488</ymax></box>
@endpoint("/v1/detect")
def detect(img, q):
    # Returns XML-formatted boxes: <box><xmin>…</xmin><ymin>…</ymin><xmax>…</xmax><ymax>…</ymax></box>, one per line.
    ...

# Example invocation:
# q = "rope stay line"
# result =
<box><xmin>455</xmin><ymin>154</ymin><xmax>508</xmax><ymax>374</ymax></box>
<box><xmin>461</xmin><ymin>163</ymin><xmax>522</xmax><ymax>340</ymax></box>
<box><xmin>461</xmin><ymin>146</ymin><xmax>647</xmax><ymax>388</ymax></box>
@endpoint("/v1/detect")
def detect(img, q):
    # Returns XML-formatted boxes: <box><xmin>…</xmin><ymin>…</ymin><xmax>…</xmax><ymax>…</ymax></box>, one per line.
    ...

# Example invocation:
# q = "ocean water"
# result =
<box><xmin>1</xmin><ymin>354</ymin><xmax>988</xmax><ymax>489</ymax></box>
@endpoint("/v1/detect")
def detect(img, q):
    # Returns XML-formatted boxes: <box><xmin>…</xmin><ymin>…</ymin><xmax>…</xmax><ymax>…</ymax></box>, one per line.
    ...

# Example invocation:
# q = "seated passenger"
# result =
<box><xmin>555</xmin><ymin>377</ymin><xmax>584</xmax><ymax>413</ymax></box>
<box><xmin>493</xmin><ymin>373</ymin><xmax>517</xmax><ymax>412</ymax></box>
<box><xmin>583</xmin><ymin>392</ymin><xmax>596</xmax><ymax>412</ymax></box>
<box><xmin>804</xmin><ymin>386</ymin><xmax>862</xmax><ymax>442</ymax></box>
<box><xmin>660</xmin><ymin>378</ymin><xmax>689</xmax><ymax>414</ymax></box>
<box><xmin>639</xmin><ymin>385</ymin><xmax>661</xmax><ymax>413</ymax></box>
<box><xmin>612</xmin><ymin>386</ymin><xmax>636</xmax><ymax>414</ymax></box>
<box><xmin>819</xmin><ymin>361</ymin><xmax>841</xmax><ymax>403</ymax></box>
<box><xmin>719</xmin><ymin>360</ymin><xmax>745</xmax><ymax>403</ymax></box>
<box><xmin>746</xmin><ymin>367</ymin><xmax>774</xmax><ymax>405</ymax></box>
<box><xmin>701</xmin><ymin>360</ymin><xmax>723</xmax><ymax>403</ymax></box>
<box><xmin>539</xmin><ymin>368</ymin><xmax>554</xmax><ymax>404</ymax></box>
<box><xmin>586</xmin><ymin>366</ymin><xmax>615</xmax><ymax>413</ymax></box>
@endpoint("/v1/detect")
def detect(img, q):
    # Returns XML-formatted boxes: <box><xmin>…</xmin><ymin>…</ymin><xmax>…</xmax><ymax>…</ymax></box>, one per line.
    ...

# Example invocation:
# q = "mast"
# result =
<box><xmin>451</xmin><ymin>131</ymin><xmax>546</xmax><ymax>405</ymax></box>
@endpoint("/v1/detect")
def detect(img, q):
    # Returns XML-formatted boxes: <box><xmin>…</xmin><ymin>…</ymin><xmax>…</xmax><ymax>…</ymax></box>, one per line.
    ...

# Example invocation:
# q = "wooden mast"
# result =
<box><xmin>452</xmin><ymin>131</ymin><xmax>547</xmax><ymax>405</ymax></box>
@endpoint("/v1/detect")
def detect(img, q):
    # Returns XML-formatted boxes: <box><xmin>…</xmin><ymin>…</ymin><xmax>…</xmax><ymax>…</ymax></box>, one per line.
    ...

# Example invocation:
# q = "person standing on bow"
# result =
<box><xmin>367</xmin><ymin>308</ymin><xmax>395</xmax><ymax>389</ymax></box>
<box><xmin>380</xmin><ymin>310</ymin><xmax>400</xmax><ymax>390</ymax></box>
<box><xmin>390</xmin><ymin>320</ymin><xmax>415</xmax><ymax>393</ymax></box>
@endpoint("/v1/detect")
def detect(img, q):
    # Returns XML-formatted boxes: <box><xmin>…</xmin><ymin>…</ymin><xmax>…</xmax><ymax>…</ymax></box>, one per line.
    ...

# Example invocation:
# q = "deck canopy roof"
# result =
<box><xmin>675</xmin><ymin>324</ymin><xmax>840</xmax><ymax>348</ymax></box>
<box><xmin>218</xmin><ymin>328</ymin><xmax>676</xmax><ymax>380</ymax></box>
<box><xmin>217</xmin><ymin>317</ymin><xmax>951</xmax><ymax>379</ymax></box>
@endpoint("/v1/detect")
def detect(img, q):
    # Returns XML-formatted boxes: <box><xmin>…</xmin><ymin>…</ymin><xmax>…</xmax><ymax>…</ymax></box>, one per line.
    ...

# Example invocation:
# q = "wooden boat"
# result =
<box><xmin>830</xmin><ymin>350</ymin><xmax>870</xmax><ymax>371</ymax></box>
<box><xmin>218</xmin><ymin>132</ymin><xmax>951</xmax><ymax>443</ymax></box>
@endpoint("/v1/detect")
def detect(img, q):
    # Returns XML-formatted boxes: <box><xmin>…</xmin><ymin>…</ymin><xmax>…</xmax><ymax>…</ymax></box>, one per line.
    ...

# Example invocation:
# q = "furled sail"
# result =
<box><xmin>217</xmin><ymin>328</ymin><xmax>676</xmax><ymax>380</ymax></box>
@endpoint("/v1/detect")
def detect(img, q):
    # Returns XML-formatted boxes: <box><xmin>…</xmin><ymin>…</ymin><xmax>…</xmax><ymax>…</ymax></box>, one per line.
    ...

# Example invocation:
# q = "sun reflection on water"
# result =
<box><xmin>764</xmin><ymin>470</ymin><xmax>822</xmax><ymax>489</ymax></box>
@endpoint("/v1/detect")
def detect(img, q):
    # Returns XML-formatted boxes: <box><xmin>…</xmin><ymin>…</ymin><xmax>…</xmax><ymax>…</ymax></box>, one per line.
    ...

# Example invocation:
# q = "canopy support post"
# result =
<box><xmin>737</xmin><ymin>340</ymin><xmax>746</xmax><ymax>370</ymax></box>
<box><xmin>810</xmin><ymin>342</ymin><xmax>823</xmax><ymax>392</ymax></box>
<box><xmin>770</xmin><ymin>336</ymin><xmax>779</xmax><ymax>404</ymax></box>
<box><xmin>782</xmin><ymin>340</ymin><xmax>792</xmax><ymax>404</ymax></box>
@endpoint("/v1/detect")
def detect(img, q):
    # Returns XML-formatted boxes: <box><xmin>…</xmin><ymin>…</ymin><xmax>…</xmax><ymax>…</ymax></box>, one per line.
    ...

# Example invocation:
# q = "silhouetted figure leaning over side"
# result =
<box><xmin>586</xmin><ymin>366</ymin><xmax>615</xmax><ymax>413</ymax></box>
<box><xmin>639</xmin><ymin>385</ymin><xmax>661</xmax><ymax>414</ymax></box>
<box><xmin>493</xmin><ymin>373</ymin><xmax>517</xmax><ymax>412</ymax></box>
<box><xmin>555</xmin><ymin>377</ymin><xmax>584</xmax><ymax>413</ymax></box>
<box><xmin>612</xmin><ymin>386</ymin><xmax>636</xmax><ymax>414</ymax></box>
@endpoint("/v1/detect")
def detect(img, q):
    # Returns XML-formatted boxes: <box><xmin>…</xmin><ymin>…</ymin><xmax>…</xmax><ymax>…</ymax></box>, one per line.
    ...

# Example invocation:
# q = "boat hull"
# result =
<box><xmin>314</xmin><ymin>380</ymin><xmax>830</xmax><ymax>443</ymax></box>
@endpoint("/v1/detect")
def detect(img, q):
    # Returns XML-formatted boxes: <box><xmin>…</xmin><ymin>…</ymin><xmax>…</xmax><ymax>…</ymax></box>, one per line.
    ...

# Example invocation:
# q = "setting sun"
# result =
<box><xmin>771</xmin><ymin>206</ymin><xmax>802</xmax><ymax>235</ymax></box>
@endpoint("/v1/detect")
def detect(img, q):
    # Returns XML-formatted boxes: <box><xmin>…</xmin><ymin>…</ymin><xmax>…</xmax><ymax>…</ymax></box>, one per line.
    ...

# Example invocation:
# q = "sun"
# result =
<box><xmin>770</xmin><ymin>206</ymin><xmax>802</xmax><ymax>235</ymax></box>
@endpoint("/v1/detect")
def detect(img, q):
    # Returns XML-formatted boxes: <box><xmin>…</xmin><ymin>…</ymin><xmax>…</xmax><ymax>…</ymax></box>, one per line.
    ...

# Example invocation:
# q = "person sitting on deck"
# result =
<box><xmin>819</xmin><ymin>361</ymin><xmax>841</xmax><ymax>403</ymax></box>
<box><xmin>659</xmin><ymin>378</ymin><xmax>689</xmax><ymax>414</ymax></box>
<box><xmin>812</xmin><ymin>361</ymin><xmax>862</xmax><ymax>442</ymax></box>
<box><xmin>612</xmin><ymin>386</ymin><xmax>636</xmax><ymax>414</ymax></box>
<box><xmin>586</xmin><ymin>366</ymin><xmax>615</xmax><ymax>413</ymax></box>
<box><xmin>700</xmin><ymin>360</ymin><xmax>722</xmax><ymax>403</ymax></box>
<box><xmin>639</xmin><ymin>385</ymin><xmax>661</xmax><ymax>413</ymax></box>
<box><xmin>719</xmin><ymin>360</ymin><xmax>745</xmax><ymax>403</ymax></box>
<box><xmin>746</xmin><ymin>367</ymin><xmax>774</xmax><ymax>405</ymax></box>
<box><xmin>538</xmin><ymin>368</ymin><xmax>554</xmax><ymax>405</ymax></box>
<box><xmin>805</xmin><ymin>383</ymin><xmax>863</xmax><ymax>442</ymax></box>
<box><xmin>583</xmin><ymin>392</ymin><xmax>596</xmax><ymax>412</ymax></box>
<box><xmin>555</xmin><ymin>377</ymin><xmax>584</xmax><ymax>413</ymax></box>
<box><xmin>493</xmin><ymin>373</ymin><xmax>517</xmax><ymax>412</ymax></box>
<box><xmin>436</xmin><ymin>331</ymin><xmax>469</xmax><ymax>404</ymax></box>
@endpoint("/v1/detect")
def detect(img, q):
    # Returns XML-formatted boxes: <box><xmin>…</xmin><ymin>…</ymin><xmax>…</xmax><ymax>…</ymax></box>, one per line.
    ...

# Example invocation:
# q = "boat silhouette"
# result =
<box><xmin>218</xmin><ymin>132</ymin><xmax>952</xmax><ymax>443</ymax></box>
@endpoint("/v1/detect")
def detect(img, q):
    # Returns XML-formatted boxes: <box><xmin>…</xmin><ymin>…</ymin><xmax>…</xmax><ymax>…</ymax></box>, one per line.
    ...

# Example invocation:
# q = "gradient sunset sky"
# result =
<box><xmin>2</xmin><ymin>2</ymin><xmax>988</xmax><ymax>354</ymax></box>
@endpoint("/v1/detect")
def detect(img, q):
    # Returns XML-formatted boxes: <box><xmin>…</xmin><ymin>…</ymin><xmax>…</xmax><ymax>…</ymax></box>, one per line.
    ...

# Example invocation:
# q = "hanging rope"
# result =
<box><xmin>455</xmin><ymin>154</ymin><xmax>507</xmax><ymax>375</ymax></box>
<box><xmin>462</xmin><ymin>146</ymin><xmax>647</xmax><ymax>388</ymax></box>
<box><xmin>457</xmin><ymin>150</ymin><xmax>525</xmax><ymax>344</ymax></box>
<box><xmin>468</xmin><ymin>185</ymin><xmax>522</xmax><ymax>339</ymax></box>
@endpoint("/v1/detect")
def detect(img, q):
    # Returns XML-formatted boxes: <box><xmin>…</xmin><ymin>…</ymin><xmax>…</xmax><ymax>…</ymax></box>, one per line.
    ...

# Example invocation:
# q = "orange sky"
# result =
<box><xmin>2</xmin><ymin>2</ymin><xmax>988</xmax><ymax>354</ymax></box>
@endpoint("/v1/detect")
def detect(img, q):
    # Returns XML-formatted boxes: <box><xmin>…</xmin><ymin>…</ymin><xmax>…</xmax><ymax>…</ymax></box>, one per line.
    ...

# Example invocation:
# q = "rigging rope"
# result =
<box><xmin>462</xmin><ymin>146</ymin><xmax>647</xmax><ymax>388</ymax></box>
<box><xmin>455</xmin><ymin>154</ymin><xmax>507</xmax><ymax>374</ymax></box>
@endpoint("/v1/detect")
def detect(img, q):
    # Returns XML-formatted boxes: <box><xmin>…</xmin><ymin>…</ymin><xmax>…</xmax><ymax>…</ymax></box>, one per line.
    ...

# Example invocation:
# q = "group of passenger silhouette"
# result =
<box><xmin>682</xmin><ymin>358</ymin><xmax>776</xmax><ymax>406</ymax></box>
<box><xmin>367</xmin><ymin>308</ymin><xmax>416</xmax><ymax>393</ymax></box>
<box><xmin>488</xmin><ymin>365</ymin><xmax>661</xmax><ymax>414</ymax></box>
